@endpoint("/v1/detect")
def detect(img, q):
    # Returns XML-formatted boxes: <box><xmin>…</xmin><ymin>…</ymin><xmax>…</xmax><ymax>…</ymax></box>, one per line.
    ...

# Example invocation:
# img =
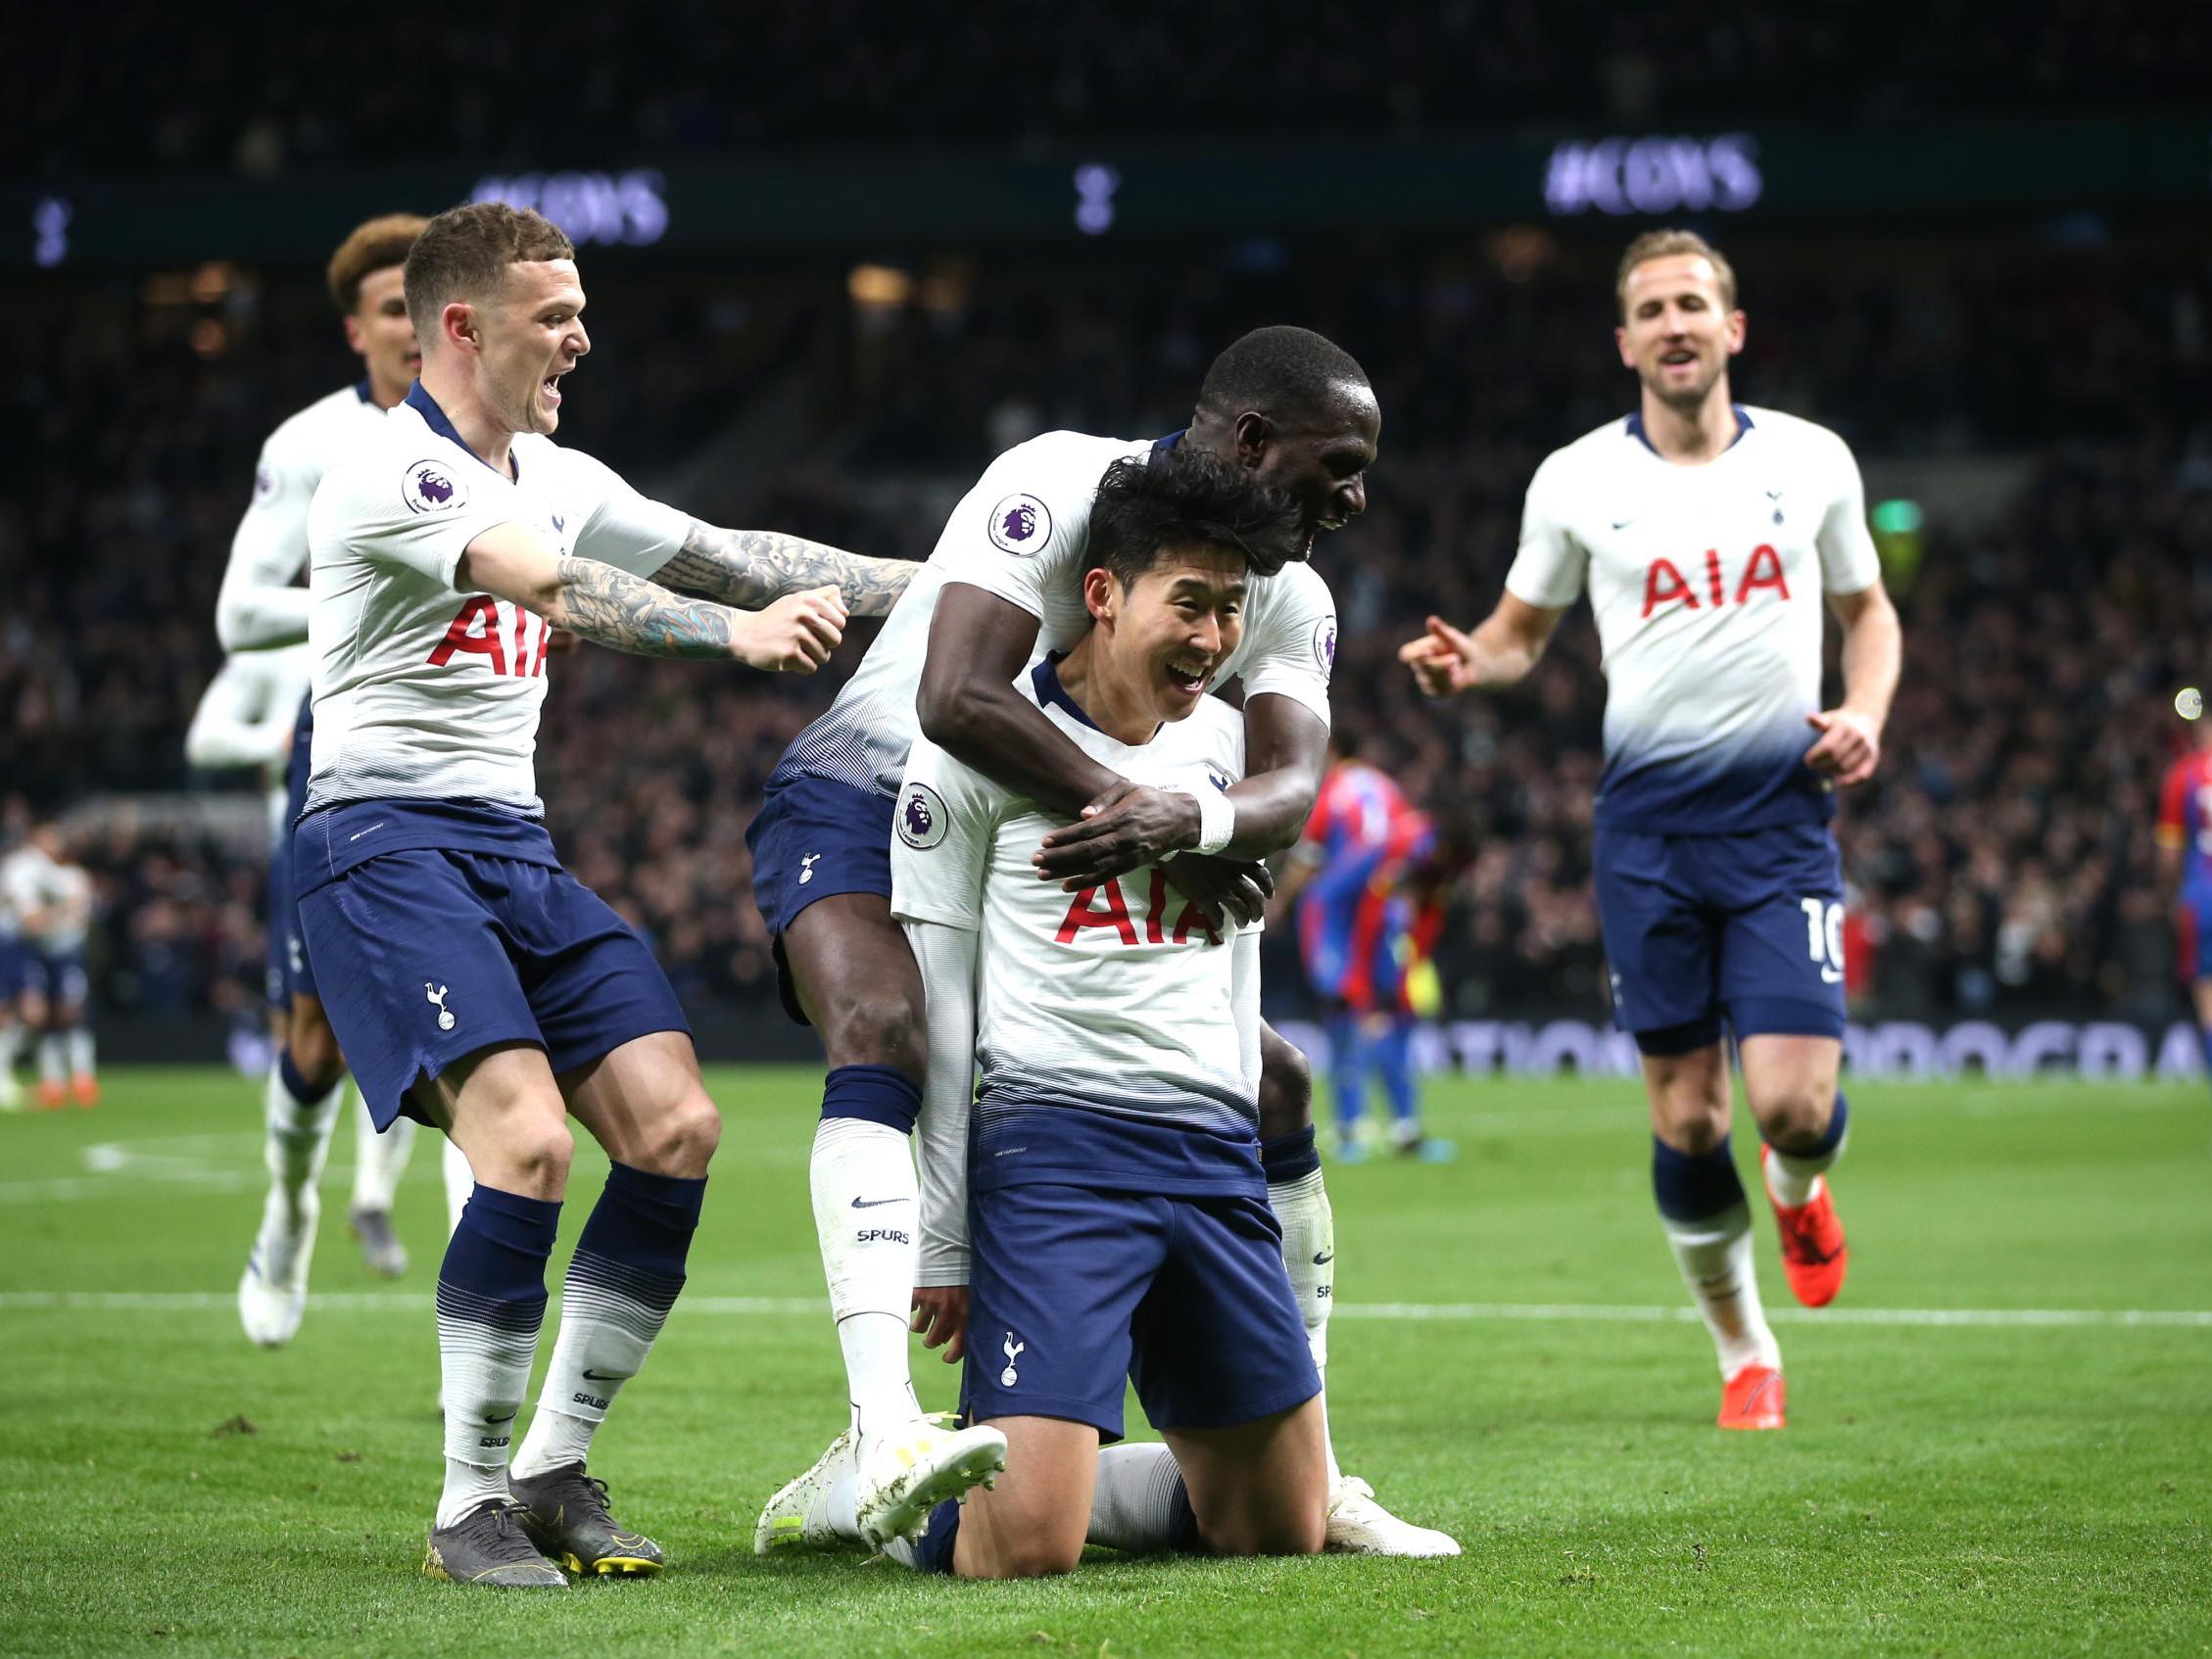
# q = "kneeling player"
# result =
<box><xmin>764</xmin><ymin>453</ymin><xmax>1331</xmax><ymax>1574</ymax></box>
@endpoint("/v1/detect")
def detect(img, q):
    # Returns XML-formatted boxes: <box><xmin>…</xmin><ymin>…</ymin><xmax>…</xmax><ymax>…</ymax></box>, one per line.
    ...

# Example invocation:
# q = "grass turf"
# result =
<box><xmin>1</xmin><ymin>1066</ymin><xmax>2207</xmax><ymax>1658</ymax></box>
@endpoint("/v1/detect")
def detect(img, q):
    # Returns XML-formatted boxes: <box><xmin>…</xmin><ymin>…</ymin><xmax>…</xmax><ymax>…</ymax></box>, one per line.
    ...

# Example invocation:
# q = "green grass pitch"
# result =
<box><xmin>2</xmin><ymin>1066</ymin><xmax>2207</xmax><ymax>1658</ymax></box>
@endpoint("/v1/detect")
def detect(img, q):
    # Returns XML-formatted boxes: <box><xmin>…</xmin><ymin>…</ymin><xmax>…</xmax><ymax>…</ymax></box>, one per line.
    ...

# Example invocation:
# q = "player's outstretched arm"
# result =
<box><xmin>1803</xmin><ymin>580</ymin><xmax>1901</xmax><ymax>788</ymax></box>
<box><xmin>1397</xmin><ymin>592</ymin><xmax>1564</xmax><ymax>697</ymax></box>
<box><xmin>458</xmin><ymin>522</ymin><xmax>846</xmax><ymax>671</ymax></box>
<box><xmin>656</xmin><ymin>522</ymin><xmax>916</xmax><ymax>618</ymax></box>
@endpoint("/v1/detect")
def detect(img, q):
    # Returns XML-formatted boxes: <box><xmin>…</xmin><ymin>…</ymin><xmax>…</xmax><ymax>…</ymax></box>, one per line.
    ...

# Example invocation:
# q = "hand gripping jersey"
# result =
<box><xmin>219</xmin><ymin>382</ymin><xmax>391</xmax><ymax>652</ymax></box>
<box><xmin>891</xmin><ymin>658</ymin><xmax>1259</xmax><ymax>1198</ymax></box>
<box><xmin>1506</xmin><ymin>405</ymin><xmax>1882</xmax><ymax>833</ymax></box>
<box><xmin>771</xmin><ymin>429</ymin><xmax>1335</xmax><ymax>800</ymax></box>
<box><xmin>303</xmin><ymin>382</ymin><xmax>691</xmax><ymax>819</ymax></box>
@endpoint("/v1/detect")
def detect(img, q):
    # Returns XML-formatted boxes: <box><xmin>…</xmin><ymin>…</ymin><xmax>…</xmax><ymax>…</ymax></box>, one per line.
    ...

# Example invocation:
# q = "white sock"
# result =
<box><xmin>1087</xmin><ymin>1442</ymin><xmax>1187</xmax><ymax>1552</ymax></box>
<box><xmin>1765</xmin><ymin>1126</ymin><xmax>1848</xmax><ymax>1210</ymax></box>
<box><xmin>349</xmin><ymin>1084</ymin><xmax>415</xmax><ymax>1214</ymax></box>
<box><xmin>1270</xmin><ymin>1168</ymin><xmax>1342</xmax><ymax>1485</ymax></box>
<box><xmin>256</xmin><ymin>1062</ymin><xmax>344</xmax><ymax>1282</ymax></box>
<box><xmin>441</xmin><ymin>1137</ymin><xmax>474</xmax><ymax>1238</ymax></box>
<box><xmin>512</xmin><ymin>1249</ymin><xmax>682</xmax><ymax>1480</ymax></box>
<box><xmin>66</xmin><ymin>1027</ymin><xmax>94</xmax><ymax>1081</ymax></box>
<box><xmin>436</xmin><ymin>1302</ymin><xmax>540</xmax><ymax>1527</ymax></box>
<box><xmin>811</xmin><ymin>1117</ymin><xmax>923</xmax><ymax>1437</ymax></box>
<box><xmin>38</xmin><ymin>1033</ymin><xmax>64</xmax><ymax>1088</ymax></box>
<box><xmin>1661</xmin><ymin>1203</ymin><xmax>1781</xmax><ymax>1377</ymax></box>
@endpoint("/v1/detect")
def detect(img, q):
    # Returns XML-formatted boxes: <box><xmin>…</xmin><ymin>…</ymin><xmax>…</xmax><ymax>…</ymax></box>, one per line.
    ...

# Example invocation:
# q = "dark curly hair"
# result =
<box><xmin>1088</xmin><ymin>448</ymin><xmax>1306</xmax><ymax>586</ymax></box>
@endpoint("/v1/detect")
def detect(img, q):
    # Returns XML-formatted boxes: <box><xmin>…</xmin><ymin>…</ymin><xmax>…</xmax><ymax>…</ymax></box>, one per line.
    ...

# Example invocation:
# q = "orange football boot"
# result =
<box><xmin>1718</xmin><ymin>1363</ymin><xmax>1786</xmax><ymax>1431</ymax></box>
<box><xmin>1761</xmin><ymin>1145</ymin><xmax>1848</xmax><ymax>1306</ymax></box>
<box><xmin>70</xmin><ymin>1074</ymin><xmax>99</xmax><ymax>1108</ymax></box>
<box><xmin>35</xmin><ymin>1079</ymin><xmax>66</xmax><ymax>1111</ymax></box>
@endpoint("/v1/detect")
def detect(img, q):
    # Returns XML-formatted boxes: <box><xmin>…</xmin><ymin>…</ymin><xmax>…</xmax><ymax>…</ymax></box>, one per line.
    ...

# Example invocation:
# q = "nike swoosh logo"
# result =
<box><xmin>1611</xmin><ymin>519</ymin><xmax>1634</xmax><ymax>530</ymax></box>
<box><xmin>581</xmin><ymin>1369</ymin><xmax>621</xmax><ymax>1381</ymax></box>
<box><xmin>1313</xmin><ymin>1251</ymin><xmax>1335</xmax><ymax>1265</ymax></box>
<box><xmin>485</xmin><ymin>1411</ymin><xmax>516</xmax><ymax>1425</ymax></box>
<box><xmin>851</xmin><ymin>1197</ymin><xmax>907</xmax><ymax>1209</ymax></box>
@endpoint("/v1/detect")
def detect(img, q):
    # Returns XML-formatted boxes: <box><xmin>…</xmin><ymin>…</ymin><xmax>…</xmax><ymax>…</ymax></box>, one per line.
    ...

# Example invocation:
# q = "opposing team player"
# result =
<box><xmin>1</xmin><ymin>824</ymin><xmax>97</xmax><ymax>1109</ymax></box>
<box><xmin>765</xmin><ymin>452</ymin><xmax>1331</xmax><ymax>1576</ymax></box>
<box><xmin>1401</xmin><ymin>229</ymin><xmax>1902</xmax><ymax>1430</ymax></box>
<box><xmin>749</xmin><ymin>326</ymin><xmax>1452</xmax><ymax>1553</ymax></box>
<box><xmin>300</xmin><ymin>202</ymin><xmax>910</xmax><ymax>1586</ymax></box>
<box><xmin>2156</xmin><ymin>709</ymin><xmax>2212</xmax><ymax>1095</ymax></box>
<box><xmin>224</xmin><ymin>214</ymin><xmax>465</xmax><ymax>1344</ymax></box>
<box><xmin>1277</xmin><ymin>734</ymin><xmax>1454</xmax><ymax>1161</ymax></box>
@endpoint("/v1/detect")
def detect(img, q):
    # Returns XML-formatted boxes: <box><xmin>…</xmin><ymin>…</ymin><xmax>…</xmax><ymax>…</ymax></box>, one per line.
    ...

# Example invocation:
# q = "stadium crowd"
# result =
<box><xmin>4</xmin><ymin>233</ymin><xmax>2206</xmax><ymax>1024</ymax></box>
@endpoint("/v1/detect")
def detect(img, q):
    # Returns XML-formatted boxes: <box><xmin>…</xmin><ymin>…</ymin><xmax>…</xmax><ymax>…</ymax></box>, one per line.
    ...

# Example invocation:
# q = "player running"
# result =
<box><xmin>299</xmin><ymin>202</ymin><xmax>909</xmax><ymax>1587</ymax></box>
<box><xmin>223</xmin><ymin>213</ymin><xmax>463</xmax><ymax>1343</ymax></box>
<box><xmin>748</xmin><ymin>326</ymin><xmax>1451</xmax><ymax>1554</ymax></box>
<box><xmin>2156</xmin><ymin>710</ymin><xmax>2212</xmax><ymax>1094</ymax></box>
<box><xmin>763</xmin><ymin>451</ymin><xmax>1333</xmax><ymax>1575</ymax></box>
<box><xmin>1400</xmin><ymin>229</ymin><xmax>1902</xmax><ymax>1430</ymax></box>
<box><xmin>1</xmin><ymin>824</ymin><xmax>97</xmax><ymax>1109</ymax></box>
<box><xmin>1276</xmin><ymin>734</ymin><xmax>1455</xmax><ymax>1161</ymax></box>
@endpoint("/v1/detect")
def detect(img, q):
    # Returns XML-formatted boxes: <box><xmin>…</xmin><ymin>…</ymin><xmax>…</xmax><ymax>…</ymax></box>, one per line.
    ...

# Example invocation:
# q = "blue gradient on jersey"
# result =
<box><xmin>1595</xmin><ymin>722</ymin><xmax>1829</xmax><ymax>833</ymax></box>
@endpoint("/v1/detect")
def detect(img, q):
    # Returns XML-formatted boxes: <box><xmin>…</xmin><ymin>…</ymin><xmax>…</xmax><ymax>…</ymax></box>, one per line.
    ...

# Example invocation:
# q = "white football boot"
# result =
<box><xmin>754</xmin><ymin>1428</ymin><xmax>861</xmax><ymax>1554</ymax></box>
<box><xmin>852</xmin><ymin>1414</ymin><xmax>1008</xmax><ymax>1549</ymax></box>
<box><xmin>1324</xmin><ymin>1476</ymin><xmax>1462</xmax><ymax>1557</ymax></box>
<box><xmin>237</xmin><ymin>1189</ymin><xmax>319</xmax><ymax>1348</ymax></box>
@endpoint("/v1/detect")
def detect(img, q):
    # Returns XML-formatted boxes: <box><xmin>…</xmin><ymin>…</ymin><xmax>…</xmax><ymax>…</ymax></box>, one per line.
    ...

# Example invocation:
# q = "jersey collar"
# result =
<box><xmin>354</xmin><ymin>377</ymin><xmax>375</xmax><ymax>404</ymax></box>
<box><xmin>405</xmin><ymin>379</ymin><xmax>519</xmax><ymax>480</ymax></box>
<box><xmin>1624</xmin><ymin>403</ymin><xmax>1753</xmax><ymax>458</ymax></box>
<box><xmin>1149</xmin><ymin>430</ymin><xmax>1185</xmax><ymax>456</ymax></box>
<box><xmin>1032</xmin><ymin>653</ymin><xmax>1102</xmax><ymax>732</ymax></box>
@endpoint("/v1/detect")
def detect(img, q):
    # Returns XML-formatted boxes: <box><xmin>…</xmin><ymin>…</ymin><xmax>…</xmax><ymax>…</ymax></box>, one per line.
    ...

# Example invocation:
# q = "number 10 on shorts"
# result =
<box><xmin>1800</xmin><ymin>898</ymin><xmax>1845</xmax><ymax>984</ymax></box>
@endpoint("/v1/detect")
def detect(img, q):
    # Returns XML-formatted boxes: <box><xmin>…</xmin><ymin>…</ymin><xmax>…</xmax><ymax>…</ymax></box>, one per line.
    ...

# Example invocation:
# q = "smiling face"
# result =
<box><xmin>343</xmin><ymin>264</ymin><xmax>420</xmax><ymax>403</ymax></box>
<box><xmin>1615</xmin><ymin>253</ymin><xmax>1745</xmax><ymax>411</ymax></box>
<box><xmin>437</xmin><ymin>258</ymin><xmax>589</xmax><ymax>437</ymax></box>
<box><xmin>1082</xmin><ymin>544</ymin><xmax>1250</xmax><ymax>727</ymax></box>
<box><xmin>1237</xmin><ymin>382</ymin><xmax>1380</xmax><ymax>564</ymax></box>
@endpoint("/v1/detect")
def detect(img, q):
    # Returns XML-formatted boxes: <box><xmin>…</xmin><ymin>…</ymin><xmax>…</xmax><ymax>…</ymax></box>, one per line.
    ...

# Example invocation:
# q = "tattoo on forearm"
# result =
<box><xmin>663</xmin><ymin>523</ymin><xmax>916</xmax><ymax>617</ymax></box>
<box><xmin>554</xmin><ymin>556</ymin><xmax>734</xmax><ymax>658</ymax></box>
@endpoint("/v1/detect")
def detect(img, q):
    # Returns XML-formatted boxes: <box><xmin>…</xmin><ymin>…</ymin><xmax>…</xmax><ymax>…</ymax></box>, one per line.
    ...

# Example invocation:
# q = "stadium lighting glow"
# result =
<box><xmin>1543</xmin><ymin>133</ymin><xmax>1761</xmax><ymax>216</ymax></box>
<box><xmin>32</xmin><ymin>196</ymin><xmax>70</xmax><ymax>267</ymax></box>
<box><xmin>469</xmin><ymin>170</ymin><xmax>669</xmax><ymax>248</ymax></box>
<box><xmin>1073</xmin><ymin>164</ymin><xmax>1120</xmax><ymax>235</ymax></box>
<box><xmin>1871</xmin><ymin>498</ymin><xmax>1925</xmax><ymax>535</ymax></box>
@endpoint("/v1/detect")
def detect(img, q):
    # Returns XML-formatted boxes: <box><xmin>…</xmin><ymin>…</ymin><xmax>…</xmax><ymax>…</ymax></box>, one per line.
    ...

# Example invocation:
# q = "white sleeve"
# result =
<box><xmin>1816</xmin><ymin>435</ymin><xmax>1883</xmax><ymax>595</ymax></box>
<box><xmin>907</xmin><ymin>918</ymin><xmax>978</xmax><ymax>1286</ymax></box>
<box><xmin>928</xmin><ymin>436</ymin><xmax>1102</xmax><ymax>622</ymax></box>
<box><xmin>561</xmin><ymin>448</ymin><xmax>693</xmax><ymax>579</ymax></box>
<box><xmin>311</xmin><ymin>452</ymin><xmax>520</xmax><ymax>592</ymax></box>
<box><xmin>889</xmin><ymin>737</ymin><xmax>996</xmax><ymax>931</ymax></box>
<box><xmin>1237</xmin><ymin>565</ymin><xmax>1334</xmax><ymax>729</ymax></box>
<box><xmin>183</xmin><ymin>660</ymin><xmax>295</xmax><ymax>771</ymax></box>
<box><xmin>1502</xmin><ymin>454</ymin><xmax>1588</xmax><ymax>610</ymax></box>
<box><xmin>216</xmin><ymin>433</ymin><xmax>314</xmax><ymax>651</ymax></box>
<box><xmin>1231</xmin><ymin>928</ymin><xmax>1263</xmax><ymax>1091</ymax></box>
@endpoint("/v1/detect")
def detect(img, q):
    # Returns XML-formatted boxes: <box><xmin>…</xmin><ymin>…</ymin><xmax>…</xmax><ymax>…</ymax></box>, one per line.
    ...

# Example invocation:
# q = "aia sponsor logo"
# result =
<box><xmin>426</xmin><ymin>596</ymin><xmax>553</xmax><ymax>678</ymax></box>
<box><xmin>1641</xmin><ymin>545</ymin><xmax>1790</xmax><ymax>619</ymax></box>
<box><xmin>1055</xmin><ymin>868</ymin><xmax>1220</xmax><ymax>948</ymax></box>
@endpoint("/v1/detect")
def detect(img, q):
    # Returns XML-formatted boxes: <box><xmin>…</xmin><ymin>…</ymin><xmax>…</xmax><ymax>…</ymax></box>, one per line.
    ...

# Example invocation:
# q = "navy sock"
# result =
<box><xmin>1766</xmin><ymin>1092</ymin><xmax>1850</xmax><ymax>1161</ymax></box>
<box><xmin>1261</xmin><ymin>1125</ymin><xmax>1322</xmax><ymax>1184</ymax></box>
<box><xmin>911</xmin><ymin>1496</ymin><xmax>963</xmax><ymax>1573</ymax></box>
<box><xmin>1168</xmin><ymin>1475</ymin><xmax>1204</xmax><ymax>1554</ymax></box>
<box><xmin>1651</xmin><ymin>1135</ymin><xmax>1747</xmax><ymax>1223</ymax></box>
<box><xmin>576</xmin><ymin>1161</ymin><xmax>706</xmax><ymax>1280</ymax></box>
<box><xmin>443</xmin><ymin>1184</ymin><xmax>562</xmax><ymax>1300</ymax></box>
<box><xmin>822</xmin><ymin>1064</ymin><xmax>922</xmax><ymax>1133</ymax></box>
<box><xmin>277</xmin><ymin>1048</ymin><xmax>325</xmax><ymax>1107</ymax></box>
<box><xmin>436</xmin><ymin>1184</ymin><xmax>560</xmax><ymax>1510</ymax></box>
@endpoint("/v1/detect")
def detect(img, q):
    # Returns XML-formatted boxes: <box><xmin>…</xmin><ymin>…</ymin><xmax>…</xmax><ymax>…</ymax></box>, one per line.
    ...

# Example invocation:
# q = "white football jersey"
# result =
<box><xmin>891</xmin><ymin>660</ymin><xmax>1260</xmax><ymax>1196</ymax></box>
<box><xmin>3</xmin><ymin>847</ymin><xmax>92</xmax><ymax>955</ymax></box>
<box><xmin>774</xmin><ymin>429</ymin><xmax>1336</xmax><ymax>798</ymax></box>
<box><xmin>1506</xmin><ymin>405</ymin><xmax>1881</xmax><ymax>832</ymax></box>
<box><xmin>304</xmin><ymin>384</ymin><xmax>691</xmax><ymax>816</ymax></box>
<box><xmin>218</xmin><ymin>383</ymin><xmax>390</xmax><ymax>652</ymax></box>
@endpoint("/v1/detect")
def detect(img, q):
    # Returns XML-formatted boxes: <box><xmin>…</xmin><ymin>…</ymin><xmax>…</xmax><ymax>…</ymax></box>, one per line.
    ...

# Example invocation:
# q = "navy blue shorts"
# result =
<box><xmin>745</xmin><ymin>773</ymin><xmax>896</xmax><ymax>1023</ymax></box>
<box><xmin>296</xmin><ymin>848</ymin><xmax>690</xmax><ymax>1130</ymax></box>
<box><xmin>267</xmin><ymin>697</ymin><xmax>316</xmax><ymax>1007</ymax></box>
<box><xmin>24</xmin><ymin>947</ymin><xmax>87</xmax><ymax>1007</ymax></box>
<box><xmin>963</xmin><ymin>1183</ymin><xmax>1320</xmax><ymax>1441</ymax></box>
<box><xmin>1592</xmin><ymin>819</ymin><xmax>1847</xmax><ymax>1053</ymax></box>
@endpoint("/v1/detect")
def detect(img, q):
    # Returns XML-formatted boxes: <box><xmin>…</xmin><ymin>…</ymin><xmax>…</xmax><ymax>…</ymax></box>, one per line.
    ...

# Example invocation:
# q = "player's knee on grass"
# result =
<box><xmin>286</xmin><ymin>1001</ymin><xmax>346</xmax><ymax>1093</ymax></box>
<box><xmin>627</xmin><ymin>1085</ymin><xmax>722</xmax><ymax>1179</ymax></box>
<box><xmin>1200</xmin><ymin>1497</ymin><xmax>1326</xmax><ymax>1559</ymax></box>
<box><xmin>1256</xmin><ymin>1027</ymin><xmax>1313</xmax><ymax>1141</ymax></box>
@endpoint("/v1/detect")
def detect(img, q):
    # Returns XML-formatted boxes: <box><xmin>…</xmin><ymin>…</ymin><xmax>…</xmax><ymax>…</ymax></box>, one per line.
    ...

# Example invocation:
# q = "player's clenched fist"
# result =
<box><xmin>736</xmin><ymin>585</ymin><xmax>847</xmax><ymax>673</ymax></box>
<box><xmin>1398</xmin><ymin>615</ymin><xmax>1476</xmax><ymax>697</ymax></box>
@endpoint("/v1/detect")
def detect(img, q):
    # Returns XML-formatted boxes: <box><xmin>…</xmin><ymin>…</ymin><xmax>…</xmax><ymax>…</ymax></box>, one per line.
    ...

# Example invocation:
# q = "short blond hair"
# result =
<box><xmin>1615</xmin><ymin>229</ymin><xmax>1738</xmax><ymax>316</ymax></box>
<box><xmin>403</xmin><ymin>203</ymin><xmax>576</xmax><ymax>338</ymax></box>
<box><xmin>326</xmin><ymin>213</ymin><xmax>428</xmax><ymax>315</ymax></box>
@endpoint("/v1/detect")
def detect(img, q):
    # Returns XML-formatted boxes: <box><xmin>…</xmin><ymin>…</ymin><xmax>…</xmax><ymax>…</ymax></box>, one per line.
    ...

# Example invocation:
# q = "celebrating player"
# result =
<box><xmin>298</xmin><ymin>202</ymin><xmax>910</xmax><ymax>1587</ymax></box>
<box><xmin>224</xmin><ymin>213</ymin><xmax>460</xmax><ymax>1343</ymax></box>
<box><xmin>1401</xmin><ymin>229</ymin><xmax>1902</xmax><ymax>1430</ymax></box>
<box><xmin>1</xmin><ymin>823</ymin><xmax>97</xmax><ymax>1109</ymax></box>
<box><xmin>2156</xmin><ymin>710</ymin><xmax>2212</xmax><ymax>1094</ymax></box>
<box><xmin>763</xmin><ymin>451</ymin><xmax>1330</xmax><ymax>1576</ymax></box>
<box><xmin>1276</xmin><ymin>733</ymin><xmax>1455</xmax><ymax>1161</ymax></box>
<box><xmin>748</xmin><ymin>326</ymin><xmax>1452</xmax><ymax>1553</ymax></box>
